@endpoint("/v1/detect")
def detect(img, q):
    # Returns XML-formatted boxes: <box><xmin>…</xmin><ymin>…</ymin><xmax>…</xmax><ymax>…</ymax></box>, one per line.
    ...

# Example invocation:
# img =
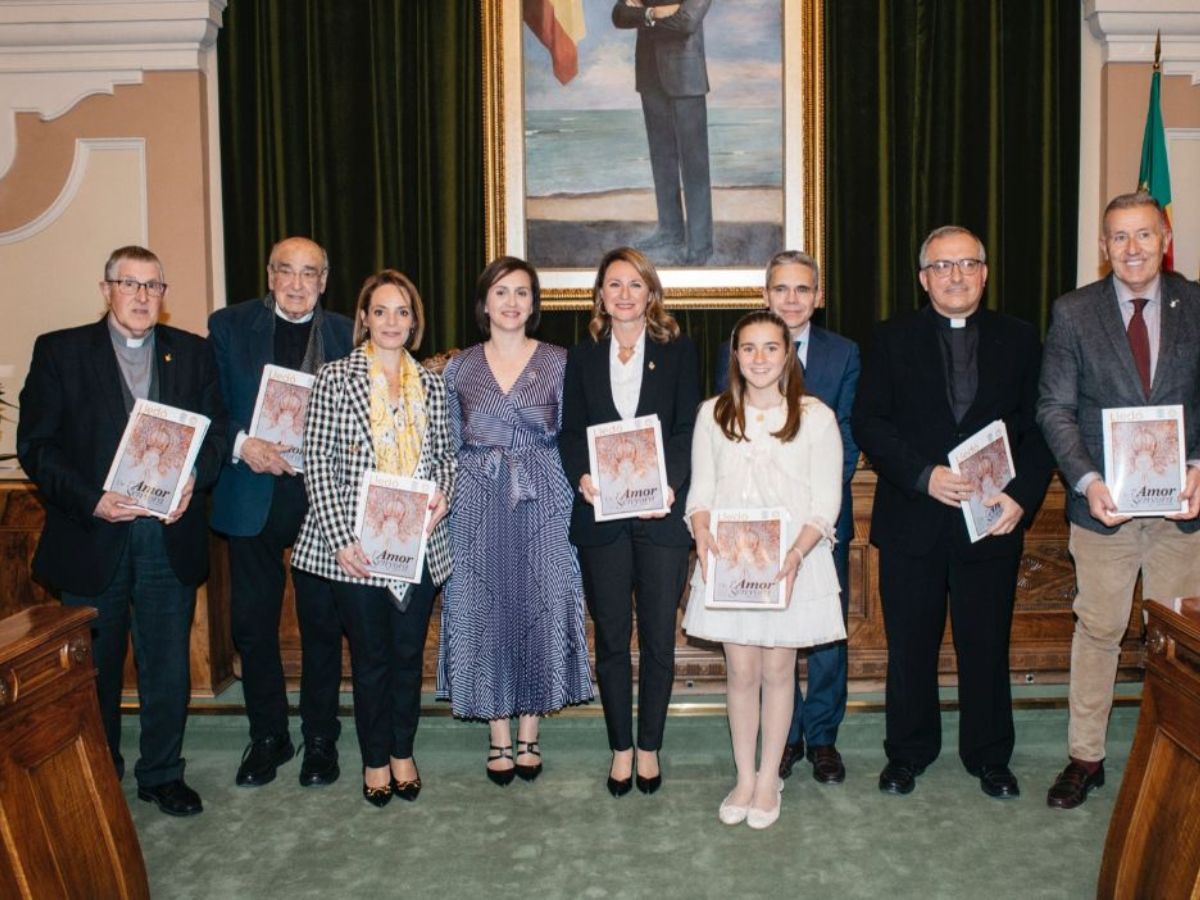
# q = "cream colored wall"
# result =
<box><xmin>0</xmin><ymin>143</ymin><xmax>147</xmax><ymax>455</ymax></box>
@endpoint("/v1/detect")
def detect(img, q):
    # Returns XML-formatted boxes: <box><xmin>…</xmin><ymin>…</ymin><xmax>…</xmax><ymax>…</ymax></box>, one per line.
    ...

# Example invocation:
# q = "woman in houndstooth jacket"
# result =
<box><xmin>292</xmin><ymin>269</ymin><xmax>456</xmax><ymax>808</ymax></box>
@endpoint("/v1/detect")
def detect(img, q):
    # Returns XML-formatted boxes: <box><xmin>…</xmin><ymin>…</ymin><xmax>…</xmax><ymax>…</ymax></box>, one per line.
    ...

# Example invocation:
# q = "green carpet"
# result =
<box><xmin>122</xmin><ymin>705</ymin><xmax>1135</xmax><ymax>900</ymax></box>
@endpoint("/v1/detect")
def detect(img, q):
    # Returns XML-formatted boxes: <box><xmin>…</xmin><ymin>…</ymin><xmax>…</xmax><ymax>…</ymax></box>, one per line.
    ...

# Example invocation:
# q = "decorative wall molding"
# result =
<box><xmin>0</xmin><ymin>138</ymin><xmax>147</xmax><ymax>245</ymax></box>
<box><xmin>0</xmin><ymin>1</ymin><xmax>226</xmax><ymax>177</ymax></box>
<box><xmin>1085</xmin><ymin>0</ymin><xmax>1200</xmax><ymax>84</ymax></box>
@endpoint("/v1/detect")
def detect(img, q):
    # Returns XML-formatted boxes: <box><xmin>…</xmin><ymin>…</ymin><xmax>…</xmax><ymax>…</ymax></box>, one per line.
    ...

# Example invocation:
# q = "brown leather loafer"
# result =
<box><xmin>807</xmin><ymin>744</ymin><xmax>846</xmax><ymax>784</ymax></box>
<box><xmin>1046</xmin><ymin>760</ymin><xmax>1105</xmax><ymax>809</ymax></box>
<box><xmin>778</xmin><ymin>740</ymin><xmax>805</xmax><ymax>780</ymax></box>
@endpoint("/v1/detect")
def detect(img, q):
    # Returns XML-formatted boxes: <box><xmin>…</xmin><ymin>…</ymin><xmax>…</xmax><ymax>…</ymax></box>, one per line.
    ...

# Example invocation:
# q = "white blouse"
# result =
<box><xmin>686</xmin><ymin>395</ymin><xmax>843</xmax><ymax>542</ymax></box>
<box><xmin>608</xmin><ymin>327</ymin><xmax>646</xmax><ymax>421</ymax></box>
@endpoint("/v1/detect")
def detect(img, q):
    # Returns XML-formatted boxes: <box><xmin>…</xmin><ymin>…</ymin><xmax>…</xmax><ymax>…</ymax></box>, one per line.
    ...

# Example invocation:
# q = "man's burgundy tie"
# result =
<box><xmin>1128</xmin><ymin>298</ymin><xmax>1151</xmax><ymax>398</ymax></box>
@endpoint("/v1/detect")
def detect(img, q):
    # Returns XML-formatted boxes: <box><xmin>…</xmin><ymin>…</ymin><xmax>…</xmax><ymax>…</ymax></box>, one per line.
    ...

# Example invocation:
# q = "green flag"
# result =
<box><xmin>1138</xmin><ymin>69</ymin><xmax>1174</xmax><ymax>270</ymax></box>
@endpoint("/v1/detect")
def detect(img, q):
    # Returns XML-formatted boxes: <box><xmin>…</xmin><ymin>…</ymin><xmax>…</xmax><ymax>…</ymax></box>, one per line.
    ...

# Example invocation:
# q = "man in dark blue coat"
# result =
<box><xmin>209</xmin><ymin>237</ymin><xmax>353</xmax><ymax>788</ymax></box>
<box><xmin>715</xmin><ymin>250</ymin><xmax>861</xmax><ymax>784</ymax></box>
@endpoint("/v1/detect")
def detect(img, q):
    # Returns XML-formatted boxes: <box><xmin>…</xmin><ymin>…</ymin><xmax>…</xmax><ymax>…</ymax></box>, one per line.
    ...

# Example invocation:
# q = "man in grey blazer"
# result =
<box><xmin>613</xmin><ymin>0</ymin><xmax>713</xmax><ymax>266</ymax></box>
<box><xmin>1038</xmin><ymin>192</ymin><xmax>1200</xmax><ymax>809</ymax></box>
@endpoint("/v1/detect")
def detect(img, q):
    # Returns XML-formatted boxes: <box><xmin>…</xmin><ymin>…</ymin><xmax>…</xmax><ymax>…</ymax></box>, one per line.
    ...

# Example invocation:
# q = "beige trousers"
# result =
<box><xmin>1067</xmin><ymin>520</ymin><xmax>1200</xmax><ymax>761</ymax></box>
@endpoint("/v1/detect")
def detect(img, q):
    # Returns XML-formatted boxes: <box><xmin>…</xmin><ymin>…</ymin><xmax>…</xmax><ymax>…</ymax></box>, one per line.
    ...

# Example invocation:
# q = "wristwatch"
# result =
<box><xmin>644</xmin><ymin>6</ymin><xmax>656</xmax><ymax>27</ymax></box>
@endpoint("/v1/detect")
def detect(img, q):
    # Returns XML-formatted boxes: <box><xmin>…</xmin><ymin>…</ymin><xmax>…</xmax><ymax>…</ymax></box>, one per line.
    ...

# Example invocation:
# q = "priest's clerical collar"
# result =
<box><xmin>107</xmin><ymin>314</ymin><xmax>153</xmax><ymax>348</ymax></box>
<box><xmin>928</xmin><ymin>305</ymin><xmax>981</xmax><ymax>330</ymax></box>
<box><xmin>274</xmin><ymin>303</ymin><xmax>315</xmax><ymax>325</ymax></box>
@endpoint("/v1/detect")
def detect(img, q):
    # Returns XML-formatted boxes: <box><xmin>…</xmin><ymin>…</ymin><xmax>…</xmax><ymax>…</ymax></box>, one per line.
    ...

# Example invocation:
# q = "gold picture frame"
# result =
<box><xmin>482</xmin><ymin>0</ymin><xmax>824</xmax><ymax>310</ymax></box>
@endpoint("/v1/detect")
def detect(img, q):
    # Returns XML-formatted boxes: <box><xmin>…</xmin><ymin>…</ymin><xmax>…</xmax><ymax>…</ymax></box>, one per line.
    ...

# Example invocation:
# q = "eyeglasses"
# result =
<box><xmin>270</xmin><ymin>263</ymin><xmax>326</xmax><ymax>283</ymax></box>
<box><xmin>106</xmin><ymin>277</ymin><xmax>168</xmax><ymax>297</ymax></box>
<box><xmin>922</xmin><ymin>258</ymin><xmax>984</xmax><ymax>278</ymax></box>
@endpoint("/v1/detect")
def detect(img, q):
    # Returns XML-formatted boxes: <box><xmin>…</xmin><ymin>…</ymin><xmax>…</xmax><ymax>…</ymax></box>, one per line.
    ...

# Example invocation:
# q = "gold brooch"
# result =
<box><xmin>164</xmin><ymin>353</ymin><xmax>173</xmax><ymax>362</ymax></box>
<box><xmin>648</xmin><ymin>361</ymin><xmax>656</xmax><ymax>371</ymax></box>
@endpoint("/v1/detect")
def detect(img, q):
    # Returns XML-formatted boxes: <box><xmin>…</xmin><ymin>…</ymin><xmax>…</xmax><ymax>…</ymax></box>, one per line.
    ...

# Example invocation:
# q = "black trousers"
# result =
<box><xmin>578</xmin><ymin>524</ymin><xmax>689</xmax><ymax>752</ymax></box>
<box><xmin>640</xmin><ymin>85</ymin><xmax>713</xmax><ymax>260</ymax></box>
<box><xmin>331</xmin><ymin>568</ymin><xmax>436</xmax><ymax>768</ymax></box>
<box><xmin>878</xmin><ymin>536</ymin><xmax>1019</xmax><ymax>770</ymax></box>
<box><xmin>228</xmin><ymin>475</ymin><xmax>342</xmax><ymax>744</ymax></box>
<box><xmin>62</xmin><ymin>518</ymin><xmax>194</xmax><ymax>788</ymax></box>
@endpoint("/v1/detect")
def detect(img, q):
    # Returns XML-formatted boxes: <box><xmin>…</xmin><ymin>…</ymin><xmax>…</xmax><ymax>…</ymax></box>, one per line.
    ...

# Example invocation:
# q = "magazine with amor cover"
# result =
<box><xmin>948</xmin><ymin>420</ymin><xmax>1016</xmax><ymax>543</ymax></box>
<box><xmin>1102</xmin><ymin>405</ymin><xmax>1187</xmax><ymax>517</ymax></box>
<box><xmin>248</xmin><ymin>364</ymin><xmax>315</xmax><ymax>472</ymax></box>
<box><xmin>104</xmin><ymin>399</ymin><xmax>211</xmax><ymax>518</ymax></box>
<box><xmin>354</xmin><ymin>471</ymin><xmax>434</xmax><ymax>582</ymax></box>
<box><xmin>587</xmin><ymin>415</ymin><xmax>670</xmax><ymax>521</ymax></box>
<box><xmin>704</xmin><ymin>508</ymin><xmax>788</xmax><ymax>610</ymax></box>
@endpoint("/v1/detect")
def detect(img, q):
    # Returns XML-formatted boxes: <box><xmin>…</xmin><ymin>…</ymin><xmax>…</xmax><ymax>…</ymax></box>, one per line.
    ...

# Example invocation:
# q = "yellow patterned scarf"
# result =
<box><xmin>365</xmin><ymin>341</ymin><xmax>427</xmax><ymax>476</ymax></box>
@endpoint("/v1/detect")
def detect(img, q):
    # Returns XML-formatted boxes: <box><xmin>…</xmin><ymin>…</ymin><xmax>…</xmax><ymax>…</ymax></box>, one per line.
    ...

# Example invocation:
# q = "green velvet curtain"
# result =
<box><xmin>217</xmin><ymin>1</ymin><xmax>483</xmax><ymax>352</ymax></box>
<box><xmin>217</xmin><ymin>1</ymin><xmax>1079</xmax><ymax>369</ymax></box>
<box><xmin>824</xmin><ymin>1</ymin><xmax>1080</xmax><ymax>345</ymax></box>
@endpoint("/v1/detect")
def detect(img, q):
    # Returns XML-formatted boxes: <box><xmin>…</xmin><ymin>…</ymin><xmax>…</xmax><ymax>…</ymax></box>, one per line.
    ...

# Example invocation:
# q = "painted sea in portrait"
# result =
<box><xmin>523</xmin><ymin>0</ymin><xmax>783</xmax><ymax>269</ymax></box>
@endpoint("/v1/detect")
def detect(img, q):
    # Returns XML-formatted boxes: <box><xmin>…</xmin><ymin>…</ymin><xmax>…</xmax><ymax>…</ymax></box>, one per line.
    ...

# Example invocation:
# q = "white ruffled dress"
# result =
<box><xmin>681</xmin><ymin>395</ymin><xmax>847</xmax><ymax>649</ymax></box>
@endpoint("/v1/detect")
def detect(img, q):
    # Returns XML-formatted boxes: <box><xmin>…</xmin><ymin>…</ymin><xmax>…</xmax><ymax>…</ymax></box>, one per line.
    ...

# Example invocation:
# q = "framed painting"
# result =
<box><xmin>482</xmin><ymin>0</ymin><xmax>824</xmax><ymax>309</ymax></box>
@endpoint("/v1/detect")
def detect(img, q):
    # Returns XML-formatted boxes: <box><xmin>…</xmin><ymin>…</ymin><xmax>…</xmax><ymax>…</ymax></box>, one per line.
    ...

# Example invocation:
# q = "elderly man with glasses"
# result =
<box><xmin>208</xmin><ymin>237</ymin><xmax>353</xmax><ymax>789</ymax></box>
<box><xmin>18</xmin><ymin>245</ymin><xmax>227</xmax><ymax>816</ymax></box>
<box><xmin>852</xmin><ymin>225</ymin><xmax>1053</xmax><ymax>799</ymax></box>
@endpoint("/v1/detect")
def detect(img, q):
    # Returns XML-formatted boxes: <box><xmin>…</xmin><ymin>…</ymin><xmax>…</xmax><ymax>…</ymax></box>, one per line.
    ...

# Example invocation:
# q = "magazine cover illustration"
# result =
<box><xmin>249</xmin><ymin>365</ymin><xmax>315</xmax><ymax>472</ymax></box>
<box><xmin>704</xmin><ymin>509</ymin><xmax>788</xmax><ymax>610</ymax></box>
<box><xmin>587</xmin><ymin>415</ymin><xmax>670</xmax><ymax>521</ymax></box>
<box><xmin>104</xmin><ymin>400</ymin><xmax>211</xmax><ymax>517</ymax></box>
<box><xmin>353</xmin><ymin>472</ymin><xmax>434</xmax><ymax>582</ymax></box>
<box><xmin>948</xmin><ymin>420</ymin><xmax>1015</xmax><ymax>543</ymax></box>
<box><xmin>1103</xmin><ymin>405</ymin><xmax>1187</xmax><ymax>516</ymax></box>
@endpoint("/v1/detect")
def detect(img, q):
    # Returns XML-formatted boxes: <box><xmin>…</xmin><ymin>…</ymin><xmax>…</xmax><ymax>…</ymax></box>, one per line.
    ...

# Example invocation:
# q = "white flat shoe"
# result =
<box><xmin>746</xmin><ymin>780</ymin><xmax>784</xmax><ymax>830</ymax></box>
<box><xmin>718</xmin><ymin>792</ymin><xmax>749</xmax><ymax>825</ymax></box>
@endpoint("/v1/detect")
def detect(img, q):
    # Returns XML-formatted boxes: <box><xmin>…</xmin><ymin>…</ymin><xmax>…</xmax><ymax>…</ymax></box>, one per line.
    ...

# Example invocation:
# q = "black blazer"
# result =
<box><xmin>559</xmin><ymin>333</ymin><xmax>701</xmax><ymax>548</ymax></box>
<box><xmin>17</xmin><ymin>319</ymin><xmax>227</xmax><ymax>595</ymax></box>
<box><xmin>851</xmin><ymin>307</ymin><xmax>1054</xmax><ymax>559</ymax></box>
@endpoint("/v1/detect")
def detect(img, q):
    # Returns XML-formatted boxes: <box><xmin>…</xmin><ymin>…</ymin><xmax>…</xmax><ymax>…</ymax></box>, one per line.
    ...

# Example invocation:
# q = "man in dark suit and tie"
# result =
<box><xmin>1038</xmin><ymin>192</ymin><xmax>1200</xmax><ymax>809</ymax></box>
<box><xmin>715</xmin><ymin>250</ymin><xmax>860</xmax><ymax>784</ymax></box>
<box><xmin>209</xmin><ymin>237</ymin><xmax>353</xmax><ymax>788</ymax></box>
<box><xmin>18</xmin><ymin>245</ymin><xmax>227</xmax><ymax>816</ymax></box>
<box><xmin>613</xmin><ymin>0</ymin><xmax>713</xmax><ymax>266</ymax></box>
<box><xmin>852</xmin><ymin>226</ymin><xmax>1053</xmax><ymax>799</ymax></box>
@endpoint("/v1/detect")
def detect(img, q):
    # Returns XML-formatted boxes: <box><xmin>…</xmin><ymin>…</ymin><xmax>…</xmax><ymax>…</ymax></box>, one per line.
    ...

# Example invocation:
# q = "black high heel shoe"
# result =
<box><xmin>362</xmin><ymin>779</ymin><xmax>393</xmax><ymax>808</ymax></box>
<box><xmin>515</xmin><ymin>740</ymin><xmax>543</xmax><ymax>782</ymax></box>
<box><xmin>486</xmin><ymin>744</ymin><xmax>516</xmax><ymax>786</ymax></box>
<box><xmin>635</xmin><ymin>752</ymin><xmax>662</xmax><ymax>795</ymax></box>
<box><xmin>391</xmin><ymin>775</ymin><xmax>421</xmax><ymax>802</ymax></box>
<box><xmin>607</xmin><ymin>753</ymin><xmax>633</xmax><ymax>797</ymax></box>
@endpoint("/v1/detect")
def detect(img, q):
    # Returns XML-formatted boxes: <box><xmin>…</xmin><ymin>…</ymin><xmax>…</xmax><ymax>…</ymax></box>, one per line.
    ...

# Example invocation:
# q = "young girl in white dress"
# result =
<box><xmin>683</xmin><ymin>310</ymin><xmax>846</xmax><ymax>829</ymax></box>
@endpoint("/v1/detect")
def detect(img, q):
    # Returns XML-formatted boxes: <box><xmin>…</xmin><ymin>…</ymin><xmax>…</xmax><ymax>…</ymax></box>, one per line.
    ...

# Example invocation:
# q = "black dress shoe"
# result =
<box><xmin>138</xmin><ymin>779</ymin><xmax>203</xmax><ymax>817</ymax></box>
<box><xmin>299</xmin><ymin>736</ymin><xmax>340</xmax><ymax>787</ymax></box>
<box><xmin>778</xmin><ymin>740</ymin><xmax>805</xmax><ymax>780</ymax></box>
<box><xmin>486</xmin><ymin>744</ymin><xmax>516</xmax><ymax>787</ymax></box>
<box><xmin>392</xmin><ymin>777</ymin><xmax>421</xmax><ymax>802</ymax></box>
<box><xmin>807</xmin><ymin>745</ymin><xmax>846</xmax><ymax>784</ymax></box>
<box><xmin>515</xmin><ymin>740</ymin><xmax>543</xmax><ymax>782</ymax></box>
<box><xmin>606</xmin><ymin>775</ymin><xmax>633</xmax><ymax>797</ymax></box>
<box><xmin>878</xmin><ymin>760</ymin><xmax>925</xmax><ymax>795</ymax></box>
<box><xmin>362</xmin><ymin>782</ymin><xmax>393</xmax><ymax>808</ymax></box>
<box><xmin>969</xmin><ymin>763</ymin><xmax>1020</xmax><ymax>799</ymax></box>
<box><xmin>635</xmin><ymin>752</ymin><xmax>662</xmax><ymax>795</ymax></box>
<box><xmin>1047</xmin><ymin>760</ymin><xmax>1105</xmax><ymax>809</ymax></box>
<box><xmin>236</xmin><ymin>734</ymin><xmax>295</xmax><ymax>787</ymax></box>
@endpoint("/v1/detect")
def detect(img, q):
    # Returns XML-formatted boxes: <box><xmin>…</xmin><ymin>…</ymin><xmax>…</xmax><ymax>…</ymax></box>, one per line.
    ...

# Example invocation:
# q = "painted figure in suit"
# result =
<box><xmin>18</xmin><ymin>245</ymin><xmax>227</xmax><ymax>817</ymax></box>
<box><xmin>209</xmin><ymin>237</ymin><xmax>353</xmax><ymax>789</ymax></box>
<box><xmin>613</xmin><ymin>0</ymin><xmax>713</xmax><ymax>266</ymax></box>
<box><xmin>852</xmin><ymin>226</ymin><xmax>1054</xmax><ymax>799</ymax></box>
<box><xmin>1038</xmin><ymin>193</ymin><xmax>1200</xmax><ymax>809</ymax></box>
<box><xmin>559</xmin><ymin>246</ymin><xmax>701</xmax><ymax>796</ymax></box>
<box><xmin>291</xmin><ymin>269</ymin><xmax>455</xmax><ymax>808</ymax></box>
<box><xmin>714</xmin><ymin>250</ymin><xmax>861</xmax><ymax>784</ymax></box>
